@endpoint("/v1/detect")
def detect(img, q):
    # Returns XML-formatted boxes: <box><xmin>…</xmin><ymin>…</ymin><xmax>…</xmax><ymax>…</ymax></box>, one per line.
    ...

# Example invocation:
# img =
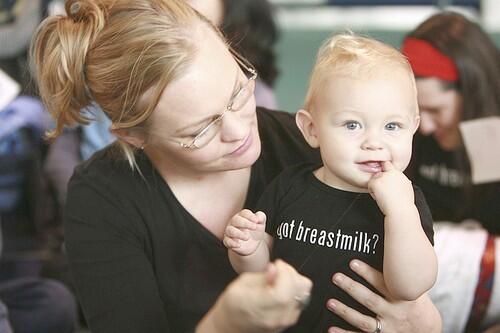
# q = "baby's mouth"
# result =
<box><xmin>357</xmin><ymin>161</ymin><xmax>383</xmax><ymax>173</ymax></box>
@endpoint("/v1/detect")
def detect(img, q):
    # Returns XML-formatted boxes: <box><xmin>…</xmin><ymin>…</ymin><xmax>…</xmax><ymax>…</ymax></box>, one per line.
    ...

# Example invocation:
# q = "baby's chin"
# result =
<box><xmin>340</xmin><ymin>180</ymin><xmax>370</xmax><ymax>193</ymax></box>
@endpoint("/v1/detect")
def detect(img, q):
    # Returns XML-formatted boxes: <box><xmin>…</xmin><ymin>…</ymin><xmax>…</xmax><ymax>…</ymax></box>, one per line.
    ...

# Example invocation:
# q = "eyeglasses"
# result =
<box><xmin>174</xmin><ymin>48</ymin><xmax>258</xmax><ymax>149</ymax></box>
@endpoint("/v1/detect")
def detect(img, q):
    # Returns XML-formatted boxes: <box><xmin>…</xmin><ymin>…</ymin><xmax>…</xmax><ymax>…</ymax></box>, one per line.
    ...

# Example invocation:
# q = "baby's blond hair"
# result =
<box><xmin>304</xmin><ymin>33</ymin><xmax>417</xmax><ymax>112</ymax></box>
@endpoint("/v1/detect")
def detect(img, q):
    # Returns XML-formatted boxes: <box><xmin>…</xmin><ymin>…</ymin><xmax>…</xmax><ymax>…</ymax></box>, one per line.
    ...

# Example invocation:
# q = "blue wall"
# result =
<box><xmin>274</xmin><ymin>28</ymin><xmax>500</xmax><ymax>113</ymax></box>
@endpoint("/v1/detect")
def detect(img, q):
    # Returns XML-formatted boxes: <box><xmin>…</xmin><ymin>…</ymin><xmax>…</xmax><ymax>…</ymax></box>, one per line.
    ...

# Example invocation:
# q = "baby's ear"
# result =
<box><xmin>296</xmin><ymin>109</ymin><xmax>319</xmax><ymax>148</ymax></box>
<box><xmin>413</xmin><ymin>115</ymin><xmax>421</xmax><ymax>134</ymax></box>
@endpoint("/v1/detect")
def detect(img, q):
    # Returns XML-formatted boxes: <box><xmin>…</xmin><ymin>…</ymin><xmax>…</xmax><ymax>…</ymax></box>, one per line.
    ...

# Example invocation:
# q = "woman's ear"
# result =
<box><xmin>296</xmin><ymin>109</ymin><xmax>319</xmax><ymax>148</ymax></box>
<box><xmin>111</xmin><ymin>128</ymin><xmax>146</xmax><ymax>149</ymax></box>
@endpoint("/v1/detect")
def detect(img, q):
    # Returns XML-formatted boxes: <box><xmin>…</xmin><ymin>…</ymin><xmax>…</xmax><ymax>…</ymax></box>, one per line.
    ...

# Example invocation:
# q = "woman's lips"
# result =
<box><xmin>229</xmin><ymin>131</ymin><xmax>253</xmax><ymax>156</ymax></box>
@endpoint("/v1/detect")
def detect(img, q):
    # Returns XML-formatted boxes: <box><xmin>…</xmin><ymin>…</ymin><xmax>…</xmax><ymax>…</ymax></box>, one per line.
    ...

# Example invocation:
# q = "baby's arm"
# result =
<box><xmin>223</xmin><ymin>209</ymin><xmax>273</xmax><ymax>273</ymax></box>
<box><xmin>369</xmin><ymin>161</ymin><xmax>437</xmax><ymax>301</ymax></box>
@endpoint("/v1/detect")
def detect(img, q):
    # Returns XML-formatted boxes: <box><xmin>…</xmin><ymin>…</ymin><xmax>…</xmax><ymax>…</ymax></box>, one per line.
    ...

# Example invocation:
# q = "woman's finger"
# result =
<box><xmin>331</xmin><ymin>272</ymin><xmax>387</xmax><ymax>315</ymax></box>
<box><xmin>326</xmin><ymin>299</ymin><xmax>380</xmax><ymax>333</ymax></box>
<box><xmin>272</xmin><ymin>260</ymin><xmax>313</xmax><ymax>304</ymax></box>
<box><xmin>349</xmin><ymin>260</ymin><xmax>390</xmax><ymax>297</ymax></box>
<box><xmin>327</xmin><ymin>327</ymin><xmax>358</xmax><ymax>333</ymax></box>
<box><xmin>265</xmin><ymin>262</ymin><xmax>278</xmax><ymax>286</ymax></box>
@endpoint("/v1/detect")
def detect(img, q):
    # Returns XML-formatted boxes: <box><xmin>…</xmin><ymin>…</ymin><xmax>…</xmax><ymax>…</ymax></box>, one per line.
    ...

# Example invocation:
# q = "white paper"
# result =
<box><xmin>0</xmin><ymin>69</ymin><xmax>21</xmax><ymax>112</ymax></box>
<box><xmin>459</xmin><ymin>116</ymin><xmax>500</xmax><ymax>184</ymax></box>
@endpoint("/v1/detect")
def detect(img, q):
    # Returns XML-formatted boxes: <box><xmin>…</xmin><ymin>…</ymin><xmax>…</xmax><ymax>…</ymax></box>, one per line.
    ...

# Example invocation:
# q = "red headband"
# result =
<box><xmin>401</xmin><ymin>37</ymin><xmax>459</xmax><ymax>82</ymax></box>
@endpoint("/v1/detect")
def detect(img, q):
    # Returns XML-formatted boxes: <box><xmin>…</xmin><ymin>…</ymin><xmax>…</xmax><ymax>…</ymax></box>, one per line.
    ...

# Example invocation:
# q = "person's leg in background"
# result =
<box><xmin>0</xmin><ymin>277</ymin><xmax>77</xmax><ymax>333</ymax></box>
<box><xmin>0</xmin><ymin>300</ymin><xmax>13</xmax><ymax>333</ymax></box>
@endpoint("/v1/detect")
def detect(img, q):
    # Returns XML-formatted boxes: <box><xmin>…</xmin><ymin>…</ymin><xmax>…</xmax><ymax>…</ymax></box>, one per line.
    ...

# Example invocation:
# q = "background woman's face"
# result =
<box><xmin>416</xmin><ymin>77</ymin><xmax>463</xmax><ymax>151</ymax></box>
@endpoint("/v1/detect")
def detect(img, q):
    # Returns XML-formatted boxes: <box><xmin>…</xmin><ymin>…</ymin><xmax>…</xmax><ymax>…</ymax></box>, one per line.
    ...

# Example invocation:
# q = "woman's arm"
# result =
<box><xmin>327</xmin><ymin>260</ymin><xmax>442</xmax><ymax>333</ymax></box>
<box><xmin>197</xmin><ymin>260</ymin><xmax>312</xmax><ymax>333</ymax></box>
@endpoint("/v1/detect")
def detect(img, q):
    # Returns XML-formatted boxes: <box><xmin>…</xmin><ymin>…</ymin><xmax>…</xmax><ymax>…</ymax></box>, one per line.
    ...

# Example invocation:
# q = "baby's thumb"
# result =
<box><xmin>255</xmin><ymin>211</ymin><xmax>267</xmax><ymax>224</ymax></box>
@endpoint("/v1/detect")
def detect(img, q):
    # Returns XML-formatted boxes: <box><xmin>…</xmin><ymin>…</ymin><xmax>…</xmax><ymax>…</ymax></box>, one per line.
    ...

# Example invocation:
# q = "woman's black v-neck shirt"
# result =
<box><xmin>64</xmin><ymin>108</ymin><xmax>320</xmax><ymax>333</ymax></box>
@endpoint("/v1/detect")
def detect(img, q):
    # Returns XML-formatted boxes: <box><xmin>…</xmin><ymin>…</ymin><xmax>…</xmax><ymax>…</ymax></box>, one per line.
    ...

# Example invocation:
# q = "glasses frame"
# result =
<box><xmin>176</xmin><ymin>48</ymin><xmax>258</xmax><ymax>149</ymax></box>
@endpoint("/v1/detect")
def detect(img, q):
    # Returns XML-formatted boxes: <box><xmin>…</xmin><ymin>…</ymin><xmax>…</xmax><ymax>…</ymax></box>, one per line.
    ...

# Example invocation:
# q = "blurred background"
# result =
<box><xmin>268</xmin><ymin>0</ymin><xmax>500</xmax><ymax>113</ymax></box>
<box><xmin>17</xmin><ymin>0</ymin><xmax>500</xmax><ymax>113</ymax></box>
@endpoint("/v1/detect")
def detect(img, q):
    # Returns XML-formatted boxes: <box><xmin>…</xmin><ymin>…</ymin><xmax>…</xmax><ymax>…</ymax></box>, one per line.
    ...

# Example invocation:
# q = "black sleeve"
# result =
<box><xmin>64</xmin><ymin>178</ymin><xmax>171</xmax><ymax>333</ymax></box>
<box><xmin>414</xmin><ymin>186</ymin><xmax>434</xmax><ymax>245</ymax></box>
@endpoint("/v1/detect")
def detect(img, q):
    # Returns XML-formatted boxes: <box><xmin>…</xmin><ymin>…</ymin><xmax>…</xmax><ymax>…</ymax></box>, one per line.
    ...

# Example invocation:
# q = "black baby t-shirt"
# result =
<box><xmin>259</xmin><ymin>163</ymin><xmax>434</xmax><ymax>332</ymax></box>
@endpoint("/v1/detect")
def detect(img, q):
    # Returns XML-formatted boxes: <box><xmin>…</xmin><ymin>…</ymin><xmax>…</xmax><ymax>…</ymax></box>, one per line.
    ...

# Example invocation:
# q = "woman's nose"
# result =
<box><xmin>219</xmin><ymin>110</ymin><xmax>247</xmax><ymax>142</ymax></box>
<box><xmin>419</xmin><ymin>113</ymin><xmax>437</xmax><ymax>136</ymax></box>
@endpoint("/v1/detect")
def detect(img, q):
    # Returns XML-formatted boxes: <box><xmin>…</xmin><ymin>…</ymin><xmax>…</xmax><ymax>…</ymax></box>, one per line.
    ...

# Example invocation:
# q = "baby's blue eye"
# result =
<box><xmin>345</xmin><ymin>121</ymin><xmax>361</xmax><ymax>130</ymax></box>
<box><xmin>385</xmin><ymin>122</ymin><xmax>401</xmax><ymax>131</ymax></box>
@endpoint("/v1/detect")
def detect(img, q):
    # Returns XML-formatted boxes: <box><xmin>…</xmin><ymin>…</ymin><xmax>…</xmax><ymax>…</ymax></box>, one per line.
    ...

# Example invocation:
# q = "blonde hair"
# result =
<box><xmin>304</xmin><ymin>33</ymin><xmax>417</xmax><ymax>112</ymax></box>
<box><xmin>30</xmin><ymin>0</ymin><xmax>213</xmax><ymax>168</ymax></box>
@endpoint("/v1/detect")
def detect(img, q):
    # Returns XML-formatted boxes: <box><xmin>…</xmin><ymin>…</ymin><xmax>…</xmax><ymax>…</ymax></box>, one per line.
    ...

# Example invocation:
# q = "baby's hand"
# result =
<box><xmin>368</xmin><ymin>161</ymin><xmax>415</xmax><ymax>216</ymax></box>
<box><xmin>223</xmin><ymin>209</ymin><xmax>266</xmax><ymax>256</ymax></box>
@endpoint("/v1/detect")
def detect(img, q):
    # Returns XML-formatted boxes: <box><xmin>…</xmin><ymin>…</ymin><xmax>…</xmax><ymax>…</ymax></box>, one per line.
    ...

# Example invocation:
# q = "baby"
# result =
<box><xmin>223</xmin><ymin>34</ymin><xmax>437</xmax><ymax>331</ymax></box>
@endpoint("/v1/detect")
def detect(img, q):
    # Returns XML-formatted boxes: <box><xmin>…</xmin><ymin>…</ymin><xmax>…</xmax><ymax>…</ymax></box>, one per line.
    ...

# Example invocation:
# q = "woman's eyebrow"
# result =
<box><xmin>174</xmin><ymin>62</ymin><xmax>241</xmax><ymax>135</ymax></box>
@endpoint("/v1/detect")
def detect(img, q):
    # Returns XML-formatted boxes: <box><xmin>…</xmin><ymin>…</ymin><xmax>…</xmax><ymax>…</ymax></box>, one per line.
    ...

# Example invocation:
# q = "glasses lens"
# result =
<box><xmin>185</xmin><ymin>51</ymin><xmax>257</xmax><ymax>150</ymax></box>
<box><xmin>231</xmin><ymin>78</ymin><xmax>256</xmax><ymax>112</ymax></box>
<box><xmin>192</xmin><ymin>115</ymin><xmax>224</xmax><ymax>148</ymax></box>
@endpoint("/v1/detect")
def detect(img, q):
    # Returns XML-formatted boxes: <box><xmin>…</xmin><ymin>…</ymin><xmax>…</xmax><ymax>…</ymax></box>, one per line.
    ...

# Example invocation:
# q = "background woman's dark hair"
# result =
<box><xmin>221</xmin><ymin>0</ymin><xmax>279</xmax><ymax>87</ymax></box>
<box><xmin>407</xmin><ymin>12</ymin><xmax>500</xmax><ymax>121</ymax></box>
<box><xmin>407</xmin><ymin>12</ymin><xmax>500</xmax><ymax>220</ymax></box>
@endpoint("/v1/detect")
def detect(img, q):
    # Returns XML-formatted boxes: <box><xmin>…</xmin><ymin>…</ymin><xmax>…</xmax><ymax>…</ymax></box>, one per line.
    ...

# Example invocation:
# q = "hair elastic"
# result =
<box><xmin>70</xmin><ymin>2</ymin><xmax>81</xmax><ymax>16</ymax></box>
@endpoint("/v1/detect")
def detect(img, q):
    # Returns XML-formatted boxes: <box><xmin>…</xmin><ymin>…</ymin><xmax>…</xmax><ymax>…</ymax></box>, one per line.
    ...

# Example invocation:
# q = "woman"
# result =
<box><xmin>403</xmin><ymin>12</ymin><xmax>500</xmax><ymax>232</ymax></box>
<box><xmin>30</xmin><ymin>0</ymin><xmax>441</xmax><ymax>332</ymax></box>
<box><xmin>402</xmin><ymin>12</ymin><xmax>500</xmax><ymax>333</ymax></box>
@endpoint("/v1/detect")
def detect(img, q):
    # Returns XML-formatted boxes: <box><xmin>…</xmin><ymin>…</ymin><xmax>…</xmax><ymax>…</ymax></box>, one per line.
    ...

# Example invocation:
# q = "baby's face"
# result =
<box><xmin>312</xmin><ymin>69</ymin><xmax>418</xmax><ymax>192</ymax></box>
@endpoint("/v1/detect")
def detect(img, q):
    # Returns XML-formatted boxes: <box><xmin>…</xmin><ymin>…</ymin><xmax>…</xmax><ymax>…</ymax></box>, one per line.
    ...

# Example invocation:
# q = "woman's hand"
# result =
<box><xmin>197</xmin><ymin>259</ymin><xmax>312</xmax><ymax>333</ymax></box>
<box><xmin>326</xmin><ymin>260</ymin><xmax>442</xmax><ymax>333</ymax></box>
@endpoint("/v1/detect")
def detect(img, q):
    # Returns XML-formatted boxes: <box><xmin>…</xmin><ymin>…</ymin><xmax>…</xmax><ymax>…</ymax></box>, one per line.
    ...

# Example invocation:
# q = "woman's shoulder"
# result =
<box><xmin>67</xmin><ymin>144</ymin><xmax>159</xmax><ymax>210</ymax></box>
<box><xmin>256</xmin><ymin>107</ymin><xmax>295</xmax><ymax>134</ymax></box>
<box><xmin>71</xmin><ymin>144</ymin><xmax>135</xmax><ymax>185</ymax></box>
<box><xmin>64</xmin><ymin>145</ymin><xmax>171</xmax><ymax>241</ymax></box>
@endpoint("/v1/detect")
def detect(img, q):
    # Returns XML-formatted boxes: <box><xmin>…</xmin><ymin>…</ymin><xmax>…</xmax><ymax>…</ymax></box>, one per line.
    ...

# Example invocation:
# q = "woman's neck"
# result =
<box><xmin>148</xmin><ymin>151</ymin><xmax>252</xmax><ymax>240</ymax></box>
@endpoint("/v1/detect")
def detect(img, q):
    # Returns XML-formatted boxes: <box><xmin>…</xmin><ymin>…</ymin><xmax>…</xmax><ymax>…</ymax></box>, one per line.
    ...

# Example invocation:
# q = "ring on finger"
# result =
<box><xmin>372</xmin><ymin>318</ymin><xmax>382</xmax><ymax>333</ymax></box>
<box><xmin>293</xmin><ymin>293</ymin><xmax>311</xmax><ymax>309</ymax></box>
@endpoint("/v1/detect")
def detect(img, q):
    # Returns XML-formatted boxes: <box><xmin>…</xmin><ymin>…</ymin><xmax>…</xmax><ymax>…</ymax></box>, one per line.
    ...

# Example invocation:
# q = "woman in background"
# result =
<box><xmin>402</xmin><ymin>12</ymin><xmax>500</xmax><ymax>333</ymax></box>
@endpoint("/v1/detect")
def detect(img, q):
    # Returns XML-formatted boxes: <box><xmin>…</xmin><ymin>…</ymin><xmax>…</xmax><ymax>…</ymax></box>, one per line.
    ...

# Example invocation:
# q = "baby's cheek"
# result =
<box><xmin>393</xmin><ymin>149</ymin><xmax>413</xmax><ymax>171</ymax></box>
